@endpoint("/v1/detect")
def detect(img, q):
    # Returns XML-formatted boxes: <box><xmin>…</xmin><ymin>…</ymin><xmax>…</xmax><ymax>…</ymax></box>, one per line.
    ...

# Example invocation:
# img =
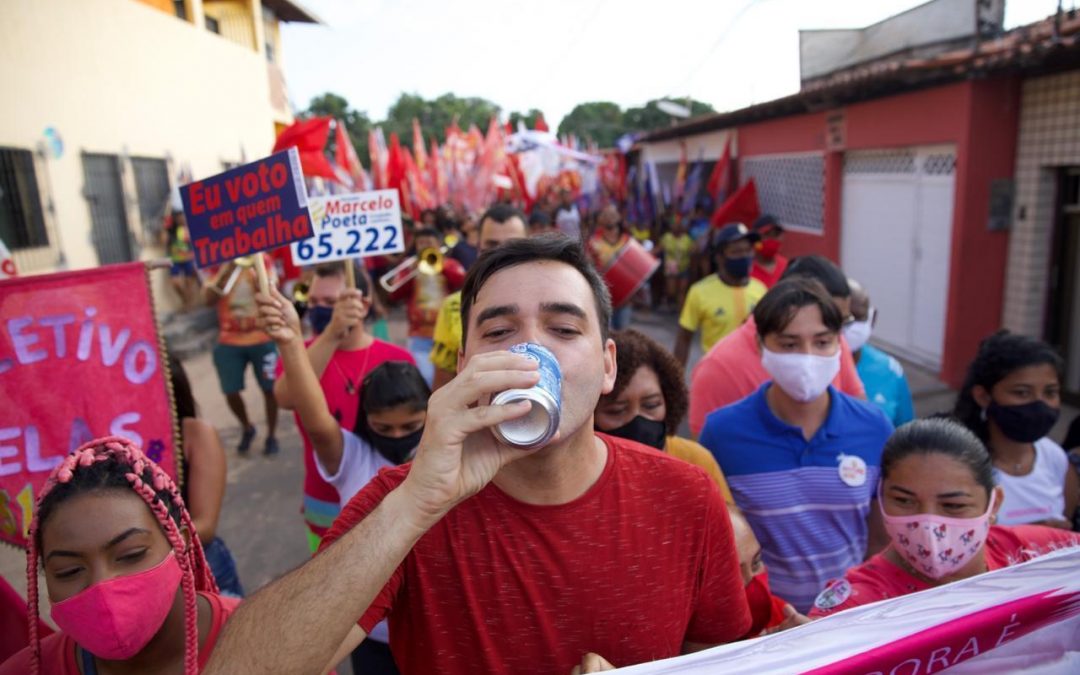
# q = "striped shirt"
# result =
<box><xmin>700</xmin><ymin>384</ymin><xmax>893</xmax><ymax>612</ymax></box>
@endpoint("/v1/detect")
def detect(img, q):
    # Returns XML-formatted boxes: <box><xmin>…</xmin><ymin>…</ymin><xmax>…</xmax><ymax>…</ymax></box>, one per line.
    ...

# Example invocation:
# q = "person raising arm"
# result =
<box><xmin>201</xmin><ymin>291</ymin><xmax>542</xmax><ymax>675</ymax></box>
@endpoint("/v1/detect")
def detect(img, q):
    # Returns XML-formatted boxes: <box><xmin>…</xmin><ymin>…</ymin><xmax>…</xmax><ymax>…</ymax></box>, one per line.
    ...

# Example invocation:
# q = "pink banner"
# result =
<box><xmin>613</xmin><ymin>547</ymin><xmax>1080</xmax><ymax>674</ymax></box>
<box><xmin>0</xmin><ymin>262</ymin><xmax>178</xmax><ymax>548</ymax></box>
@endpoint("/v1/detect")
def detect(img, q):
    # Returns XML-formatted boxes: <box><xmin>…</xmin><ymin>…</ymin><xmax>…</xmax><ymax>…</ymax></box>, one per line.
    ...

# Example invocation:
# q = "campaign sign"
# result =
<box><xmin>290</xmin><ymin>189</ymin><xmax>404</xmax><ymax>266</ymax></box>
<box><xmin>614</xmin><ymin>547</ymin><xmax>1080</xmax><ymax>675</ymax></box>
<box><xmin>0</xmin><ymin>262</ymin><xmax>179</xmax><ymax>549</ymax></box>
<box><xmin>181</xmin><ymin>147</ymin><xmax>312</xmax><ymax>268</ymax></box>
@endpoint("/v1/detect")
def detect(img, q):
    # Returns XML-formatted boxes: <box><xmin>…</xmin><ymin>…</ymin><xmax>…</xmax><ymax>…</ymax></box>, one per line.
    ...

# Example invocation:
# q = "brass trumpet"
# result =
<box><xmin>379</xmin><ymin>246</ymin><xmax>448</xmax><ymax>293</ymax></box>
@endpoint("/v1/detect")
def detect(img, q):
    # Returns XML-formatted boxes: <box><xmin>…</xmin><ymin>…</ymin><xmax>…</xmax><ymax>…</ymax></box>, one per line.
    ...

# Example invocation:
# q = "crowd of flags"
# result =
<box><xmin>273</xmin><ymin>115</ymin><xmax>760</xmax><ymax>228</ymax></box>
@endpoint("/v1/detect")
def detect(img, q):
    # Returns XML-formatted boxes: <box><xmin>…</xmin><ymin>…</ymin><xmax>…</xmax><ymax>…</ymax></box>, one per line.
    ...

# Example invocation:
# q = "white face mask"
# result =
<box><xmin>761</xmin><ymin>347</ymin><xmax>841</xmax><ymax>402</ymax></box>
<box><xmin>842</xmin><ymin>319</ymin><xmax>872</xmax><ymax>353</ymax></box>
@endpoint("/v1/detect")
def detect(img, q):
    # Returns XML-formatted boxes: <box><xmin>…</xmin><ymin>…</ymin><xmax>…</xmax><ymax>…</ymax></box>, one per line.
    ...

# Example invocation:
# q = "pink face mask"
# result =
<box><xmin>881</xmin><ymin>492</ymin><xmax>996</xmax><ymax>580</ymax></box>
<box><xmin>51</xmin><ymin>551</ymin><xmax>182</xmax><ymax>660</ymax></box>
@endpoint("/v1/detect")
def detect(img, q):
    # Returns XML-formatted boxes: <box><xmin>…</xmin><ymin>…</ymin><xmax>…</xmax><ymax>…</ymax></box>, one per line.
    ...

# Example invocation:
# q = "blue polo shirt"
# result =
<box><xmin>699</xmin><ymin>383</ymin><xmax>893</xmax><ymax>612</ymax></box>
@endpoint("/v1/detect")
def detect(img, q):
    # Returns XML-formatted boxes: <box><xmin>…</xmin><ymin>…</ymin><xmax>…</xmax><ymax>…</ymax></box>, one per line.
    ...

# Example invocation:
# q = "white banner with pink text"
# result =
<box><xmin>615</xmin><ymin>546</ymin><xmax>1080</xmax><ymax>674</ymax></box>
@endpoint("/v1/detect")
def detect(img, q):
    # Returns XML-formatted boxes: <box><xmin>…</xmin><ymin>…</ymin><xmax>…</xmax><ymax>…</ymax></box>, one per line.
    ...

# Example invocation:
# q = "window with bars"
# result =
<box><xmin>0</xmin><ymin>147</ymin><xmax>48</xmax><ymax>250</ymax></box>
<box><xmin>741</xmin><ymin>153</ymin><xmax>825</xmax><ymax>232</ymax></box>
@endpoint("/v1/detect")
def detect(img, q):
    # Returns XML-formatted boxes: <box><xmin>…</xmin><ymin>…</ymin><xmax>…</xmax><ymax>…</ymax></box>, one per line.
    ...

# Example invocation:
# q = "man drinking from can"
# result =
<box><xmin>223</xmin><ymin>233</ymin><xmax>750</xmax><ymax>675</ymax></box>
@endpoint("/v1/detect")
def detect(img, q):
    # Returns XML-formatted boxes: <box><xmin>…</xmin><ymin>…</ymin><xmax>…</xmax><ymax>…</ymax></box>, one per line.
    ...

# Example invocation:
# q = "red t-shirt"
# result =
<box><xmin>750</xmin><ymin>254</ymin><xmax>788</xmax><ymax>289</ymax></box>
<box><xmin>280</xmin><ymin>338</ymin><xmax>414</xmax><ymax>540</ymax></box>
<box><xmin>319</xmin><ymin>433</ymin><xmax>750</xmax><ymax>675</ymax></box>
<box><xmin>688</xmin><ymin>317</ymin><xmax>866</xmax><ymax>436</ymax></box>
<box><xmin>808</xmin><ymin>525</ymin><xmax>1080</xmax><ymax>618</ymax></box>
<box><xmin>0</xmin><ymin>577</ymin><xmax>51</xmax><ymax>664</ymax></box>
<box><xmin>0</xmin><ymin>592</ymin><xmax>239</xmax><ymax>674</ymax></box>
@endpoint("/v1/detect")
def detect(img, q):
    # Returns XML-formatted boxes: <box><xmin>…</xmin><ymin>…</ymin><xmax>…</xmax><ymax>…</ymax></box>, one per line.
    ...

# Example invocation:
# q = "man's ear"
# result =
<box><xmin>600</xmin><ymin>338</ymin><xmax>617</xmax><ymax>395</ymax></box>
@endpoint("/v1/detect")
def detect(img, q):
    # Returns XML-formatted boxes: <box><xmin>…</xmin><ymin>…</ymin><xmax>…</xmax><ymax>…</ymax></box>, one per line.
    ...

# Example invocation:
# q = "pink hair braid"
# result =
<box><xmin>26</xmin><ymin>436</ymin><xmax>212</xmax><ymax>675</ymax></box>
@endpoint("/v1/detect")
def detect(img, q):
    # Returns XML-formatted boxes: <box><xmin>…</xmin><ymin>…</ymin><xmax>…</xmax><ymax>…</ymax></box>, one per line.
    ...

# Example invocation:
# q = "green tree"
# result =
<box><xmin>507</xmin><ymin>108</ymin><xmax>545</xmax><ymax>131</ymax></box>
<box><xmin>383</xmin><ymin>93</ymin><xmax>501</xmax><ymax>149</ymax></box>
<box><xmin>304</xmin><ymin>92</ymin><xmax>372</xmax><ymax>161</ymax></box>
<box><xmin>623</xmin><ymin>98</ymin><xmax>715</xmax><ymax>133</ymax></box>
<box><xmin>556</xmin><ymin>101</ymin><xmax>624</xmax><ymax>148</ymax></box>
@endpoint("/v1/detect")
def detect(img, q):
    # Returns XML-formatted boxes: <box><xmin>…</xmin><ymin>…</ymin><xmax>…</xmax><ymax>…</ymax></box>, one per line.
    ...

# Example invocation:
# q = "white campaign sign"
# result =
<box><xmin>613</xmin><ymin>547</ymin><xmax>1080</xmax><ymax>674</ymax></box>
<box><xmin>290</xmin><ymin>189</ymin><xmax>404</xmax><ymax>266</ymax></box>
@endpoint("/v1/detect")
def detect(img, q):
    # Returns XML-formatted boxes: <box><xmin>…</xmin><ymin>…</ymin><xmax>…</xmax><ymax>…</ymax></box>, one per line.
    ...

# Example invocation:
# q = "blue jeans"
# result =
<box><xmin>408</xmin><ymin>336</ymin><xmax>435</xmax><ymax>385</ymax></box>
<box><xmin>611</xmin><ymin>305</ymin><xmax>633</xmax><ymax>330</ymax></box>
<box><xmin>203</xmin><ymin>536</ymin><xmax>244</xmax><ymax>597</ymax></box>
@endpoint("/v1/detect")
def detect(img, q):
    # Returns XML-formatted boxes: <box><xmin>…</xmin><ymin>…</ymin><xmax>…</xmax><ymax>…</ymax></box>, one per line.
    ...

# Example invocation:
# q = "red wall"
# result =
<box><xmin>736</xmin><ymin>111</ymin><xmax>836</xmax><ymax>259</ymax></box>
<box><xmin>735</xmin><ymin>80</ymin><xmax>1018</xmax><ymax>386</ymax></box>
<box><xmin>940</xmin><ymin>77</ymin><xmax>1019</xmax><ymax>387</ymax></box>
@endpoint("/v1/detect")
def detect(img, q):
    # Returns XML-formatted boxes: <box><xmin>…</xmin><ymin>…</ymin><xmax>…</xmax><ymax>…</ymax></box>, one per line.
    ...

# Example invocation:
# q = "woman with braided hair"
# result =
<box><xmin>0</xmin><ymin>436</ymin><xmax>238</xmax><ymax>675</ymax></box>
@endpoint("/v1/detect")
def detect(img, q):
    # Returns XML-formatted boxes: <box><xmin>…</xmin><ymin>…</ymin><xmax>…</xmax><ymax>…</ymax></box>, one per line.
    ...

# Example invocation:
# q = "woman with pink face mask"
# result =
<box><xmin>1</xmin><ymin>437</ymin><xmax>236</xmax><ymax>675</ymax></box>
<box><xmin>809</xmin><ymin>418</ymin><xmax>1080</xmax><ymax>618</ymax></box>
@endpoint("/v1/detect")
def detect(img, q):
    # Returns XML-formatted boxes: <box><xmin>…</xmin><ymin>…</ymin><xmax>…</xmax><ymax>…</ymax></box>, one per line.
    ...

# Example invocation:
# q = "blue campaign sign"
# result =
<box><xmin>290</xmin><ymin>189</ymin><xmax>405</xmax><ymax>266</ymax></box>
<box><xmin>180</xmin><ymin>148</ymin><xmax>312</xmax><ymax>268</ymax></box>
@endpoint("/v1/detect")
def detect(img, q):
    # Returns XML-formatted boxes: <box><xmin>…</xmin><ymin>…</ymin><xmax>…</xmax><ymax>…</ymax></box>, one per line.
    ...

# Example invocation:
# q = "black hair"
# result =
<box><xmin>459</xmin><ymin>234</ymin><xmax>612</xmax><ymax>345</ymax></box>
<box><xmin>413</xmin><ymin>227</ymin><xmax>442</xmax><ymax>242</ymax></box>
<box><xmin>480</xmin><ymin>204</ymin><xmax>527</xmax><ymax>228</ymax></box>
<box><xmin>313</xmin><ymin>260</ymin><xmax>371</xmax><ymax>296</ymax></box>
<box><xmin>881</xmin><ymin>418</ymin><xmax>996</xmax><ymax>498</ymax></box>
<box><xmin>168</xmin><ymin>354</ymin><xmax>196</xmax><ymax>422</ymax></box>
<box><xmin>953</xmin><ymin>331</ymin><xmax>1064</xmax><ymax>441</ymax></box>
<box><xmin>781</xmin><ymin>255</ymin><xmax>851</xmax><ymax>298</ymax></box>
<box><xmin>604</xmin><ymin>329</ymin><xmax>686</xmax><ymax>435</ymax></box>
<box><xmin>354</xmin><ymin>361</ymin><xmax>431</xmax><ymax>436</ymax></box>
<box><xmin>754</xmin><ymin>276</ymin><xmax>843</xmax><ymax>339</ymax></box>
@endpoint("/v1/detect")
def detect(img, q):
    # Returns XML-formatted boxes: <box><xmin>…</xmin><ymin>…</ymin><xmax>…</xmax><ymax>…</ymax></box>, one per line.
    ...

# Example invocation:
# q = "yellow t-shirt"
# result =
<box><xmin>678</xmin><ymin>275</ymin><xmax>767</xmax><ymax>352</ymax></box>
<box><xmin>660</xmin><ymin>232</ymin><xmax>693</xmax><ymax>275</ymax></box>
<box><xmin>665</xmin><ymin>435</ymin><xmax>734</xmax><ymax>503</ymax></box>
<box><xmin>430</xmin><ymin>290</ymin><xmax>463</xmax><ymax>373</ymax></box>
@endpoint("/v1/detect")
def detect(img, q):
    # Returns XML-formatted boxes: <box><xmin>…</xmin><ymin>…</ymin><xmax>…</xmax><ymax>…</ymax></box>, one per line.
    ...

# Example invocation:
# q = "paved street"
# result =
<box><xmin>3</xmin><ymin>303</ymin><xmax>1072</xmax><ymax>673</ymax></box>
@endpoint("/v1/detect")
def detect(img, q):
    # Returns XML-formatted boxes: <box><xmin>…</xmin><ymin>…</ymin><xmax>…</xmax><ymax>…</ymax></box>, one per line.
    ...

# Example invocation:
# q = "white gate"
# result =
<box><xmin>840</xmin><ymin>147</ymin><xmax>956</xmax><ymax>370</ymax></box>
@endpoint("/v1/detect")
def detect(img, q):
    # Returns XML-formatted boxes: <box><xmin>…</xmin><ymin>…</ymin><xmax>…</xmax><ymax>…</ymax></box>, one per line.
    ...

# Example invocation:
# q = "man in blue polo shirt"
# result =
<box><xmin>700</xmin><ymin>276</ymin><xmax>892</xmax><ymax>612</ymax></box>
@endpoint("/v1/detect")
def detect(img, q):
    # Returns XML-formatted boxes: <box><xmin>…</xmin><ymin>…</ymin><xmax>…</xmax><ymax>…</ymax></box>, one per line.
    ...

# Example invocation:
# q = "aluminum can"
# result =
<box><xmin>491</xmin><ymin>343</ymin><xmax>562</xmax><ymax>449</ymax></box>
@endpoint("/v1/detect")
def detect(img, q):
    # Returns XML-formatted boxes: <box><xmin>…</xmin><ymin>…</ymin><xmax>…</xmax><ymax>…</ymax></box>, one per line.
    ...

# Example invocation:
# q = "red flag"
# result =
<box><xmin>710</xmin><ymin>179</ymin><xmax>761</xmax><ymax>228</ymax></box>
<box><xmin>534</xmin><ymin>112</ymin><xmax>549</xmax><ymax>132</ymax></box>
<box><xmin>706</xmin><ymin>137</ymin><xmax>734</xmax><ymax>205</ymax></box>
<box><xmin>334</xmin><ymin>121</ymin><xmax>370</xmax><ymax>190</ymax></box>
<box><xmin>412</xmin><ymin>118</ymin><xmax>429</xmax><ymax>172</ymax></box>
<box><xmin>430</xmin><ymin>138</ymin><xmax>447</xmax><ymax>205</ymax></box>
<box><xmin>368</xmin><ymin>129</ymin><xmax>385</xmax><ymax>189</ymax></box>
<box><xmin>273</xmin><ymin>117</ymin><xmax>337</xmax><ymax>179</ymax></box>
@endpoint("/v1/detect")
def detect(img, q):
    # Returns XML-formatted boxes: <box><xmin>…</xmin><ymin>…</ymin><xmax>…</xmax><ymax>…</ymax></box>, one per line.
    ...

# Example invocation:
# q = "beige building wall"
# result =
<box><xmin>638</xmin><ymin>130</ymin><xmax>735</xmax><ymax>165</ymax></box>
<box><xmin>0</xmin><ymin>0</ymin><xmax>278</xmax><ymax>278</ymax></box>
<box><xmin>1002</xmin><ymin>71</ymin><xmax>1080</xmax><ymax>332</ymax></box>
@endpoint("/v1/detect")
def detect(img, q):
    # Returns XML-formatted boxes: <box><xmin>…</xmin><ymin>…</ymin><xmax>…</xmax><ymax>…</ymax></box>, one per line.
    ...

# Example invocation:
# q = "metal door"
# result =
<box><xmin>82</xmin><ymin>152</ymin><xmax>133</xmax><ymax>264</ymax></box>
<box><xmin>131</xmin><ymin>157</ymin><xmax>170</xmax><ymax>236</ymax></box>
<box><xmin>840</xmin><ymin>146</ymin><xmax>956</xmax><ymax>370</ymax></box>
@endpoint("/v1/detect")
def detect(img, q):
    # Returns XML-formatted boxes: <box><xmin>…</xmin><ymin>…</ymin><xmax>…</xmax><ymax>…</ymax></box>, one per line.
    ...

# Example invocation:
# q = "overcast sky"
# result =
<box><xmin>281</xmin><ymin>0</ymin><xmax>1064</xmax><ymax>128</ymax></box>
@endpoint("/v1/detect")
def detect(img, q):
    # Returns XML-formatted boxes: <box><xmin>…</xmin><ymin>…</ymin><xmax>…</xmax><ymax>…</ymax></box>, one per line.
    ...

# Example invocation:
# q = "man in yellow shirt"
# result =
<box><xmin>674</xmin><ymin>222</ymin><xmax>767</xmax><ymax>368</ymax></box>
<box><xmin>430</xmin><ymin>204</ymin><xmax>527</xmax><ymax>389</ymax></box>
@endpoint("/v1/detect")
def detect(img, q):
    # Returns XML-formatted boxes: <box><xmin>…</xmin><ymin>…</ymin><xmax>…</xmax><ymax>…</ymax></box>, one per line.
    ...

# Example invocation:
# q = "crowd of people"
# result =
<box><xmin>3</xmin><ymin>196</ymin><xmax>1080</xmax><ymax>675</ymax></box>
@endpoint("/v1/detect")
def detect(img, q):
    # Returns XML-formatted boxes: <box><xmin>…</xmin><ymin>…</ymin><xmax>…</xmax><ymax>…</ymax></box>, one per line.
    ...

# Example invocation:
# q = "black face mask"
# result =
<box><xmin>986</xmin><ymin>400</ymin><xmax>1059</xmax><ymax>444</ymax></box>
<box><xmin>358</xmin><ymin>414</ymin><xmax>423</xmax><ymax>465</ymax></box>
<box><xmin>603</xmin><ymin>415</ymin><xmax>667</xmax><ymax>450</ymax></box>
